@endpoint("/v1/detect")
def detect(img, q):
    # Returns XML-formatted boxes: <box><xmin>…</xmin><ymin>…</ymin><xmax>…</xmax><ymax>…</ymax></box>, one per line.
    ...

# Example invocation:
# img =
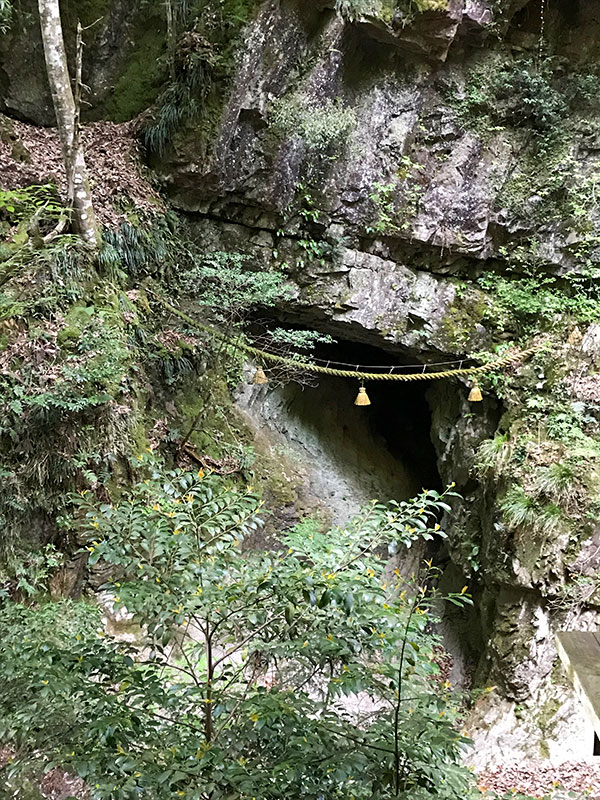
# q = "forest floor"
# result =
<box><xmin>480</xmin><ymin>761</ymin><xmax>600</xmax><ymax>798</ymax></box>
<box><xmin>4</xmin><ymin>754</ymin><xmax>600</xmax><ymax>800</ymax></box>
<box><xmin>0</xmin><ymin>747</ymin><xmax>86</xmax><ymax>799</ymax></box>
<box><xmin>0</xmin><ymin>114</ymin><xmax>161</xmax><ymax>227</ymax></box>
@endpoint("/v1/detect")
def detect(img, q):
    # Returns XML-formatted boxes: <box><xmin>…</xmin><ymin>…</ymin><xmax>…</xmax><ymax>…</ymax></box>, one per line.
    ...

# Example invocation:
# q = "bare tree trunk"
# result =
<box><xmin>38</xmin><ymin>0</ymin><xmax>99</xmax><ymax>246</ymax></box>
<box><xmin>165</xmin><ymin>0</ymin><xmax>177</xmax><ymax>83</ymax></box>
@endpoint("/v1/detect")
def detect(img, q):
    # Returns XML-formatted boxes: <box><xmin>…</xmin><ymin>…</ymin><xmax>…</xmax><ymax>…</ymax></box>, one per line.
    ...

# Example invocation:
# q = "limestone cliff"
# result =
<box><xmin>155</xmin><ymin>0</ymin><xmax>600</xmax><ymax>757</ymax></box>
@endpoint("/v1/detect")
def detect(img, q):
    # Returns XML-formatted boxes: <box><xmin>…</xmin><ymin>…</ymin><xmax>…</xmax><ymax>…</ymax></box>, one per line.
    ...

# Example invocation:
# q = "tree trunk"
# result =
<box><xmin>165</xmin><ymin>0</ymin><xmax>177</xmax><ymax>83</ymax></box>
<box><xmin>38</xmin><ymin>0</ymin><xmax>99</xmax><ymax>246</ymax></box>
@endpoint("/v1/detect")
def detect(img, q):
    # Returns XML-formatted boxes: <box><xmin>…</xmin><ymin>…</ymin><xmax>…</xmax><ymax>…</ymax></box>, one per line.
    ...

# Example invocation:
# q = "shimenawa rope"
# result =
<box><xmin>148</xmin><ymin>291</ymin><xmax>539</xmax><ymax>383</ymax></box>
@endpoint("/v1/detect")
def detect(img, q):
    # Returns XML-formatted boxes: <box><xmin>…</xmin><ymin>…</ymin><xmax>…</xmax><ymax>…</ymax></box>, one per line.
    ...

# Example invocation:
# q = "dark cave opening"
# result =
<box><xmin>241</xmin><ymin>321</ymin><xmax>448</xmax><ymax>520</ymax></box>
<box><xmin>308</xmin><ymin>336</ymin><xmax>442</xmax><ymax>493</ymax></box>
<box><xmin>239</xmin><ymin>328</ymin><xmax>485</xmax><ymax>685</ymax></box>
<box><xmin>511</xmin><ymin>0</ymin><xmax>580</xmax><ymax>34</ymax></box>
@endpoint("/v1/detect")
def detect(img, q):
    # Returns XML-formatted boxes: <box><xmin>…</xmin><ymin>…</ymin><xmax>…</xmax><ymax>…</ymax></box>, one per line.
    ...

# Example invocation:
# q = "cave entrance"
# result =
<box><xmin>236</xmin><ymin>333</ymin><xmax>483</xmax><ymax>685</ymax></box>
<box><xmin>236</xmin><ymin>336</ymin><xmax>442</xmax><ymax>526</ymax></box>
<box><xmin>309</xmin><ymin>337</ymin><xmax>442</xmax><ymax>494</ymax></box>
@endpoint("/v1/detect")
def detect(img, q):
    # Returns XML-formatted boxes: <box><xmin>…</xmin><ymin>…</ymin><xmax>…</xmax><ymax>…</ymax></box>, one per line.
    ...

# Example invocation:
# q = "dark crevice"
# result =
<box><xmin>309</xmin><ymin>336</ymin><xmax>442</xmax><ymax>491</ymax></box>
<box><xmin>511</xmin><ymin>0</ymin><xmax>581</xmax><ymax>34</ymax></box>
<box><xmin>182</xmin><ymin>207</ymin><xmax>279</xmax><ymax>236</ymax></box>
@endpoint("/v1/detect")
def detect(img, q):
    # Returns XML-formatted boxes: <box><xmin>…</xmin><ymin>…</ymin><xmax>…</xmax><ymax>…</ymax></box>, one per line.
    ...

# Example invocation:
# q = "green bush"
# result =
<box><xmin>177</xmin><ymin>250</ymin><xmax>291</xmax><ymax>316</ymax></box>
<box><xmin>489</xmin><ymin>63</ymin><xmax>567</xmax><ymax>133</ymax></box>
<box><xmin>270</xmin><ymin>94</ymin><xmax>356</xmax><ymax>154</ymax></box>
<box><xmin>452</xmin><ymin>57</ymin><xmax>600</xmax><ymax>139</ymax></box>
<box><xmin>0</xmin><ymin>464</ymin><xmax>476</xmax><ymax>800</ymax></box>
<box><xmin>478</xmin><ymin>273</ymin><xmax>600</xmax><ymax>334</ymax></box>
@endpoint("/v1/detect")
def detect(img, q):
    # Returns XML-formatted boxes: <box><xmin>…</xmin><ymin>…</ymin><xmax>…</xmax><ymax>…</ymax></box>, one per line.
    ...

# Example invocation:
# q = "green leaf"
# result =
<box><xmin>285</xmin><ymin>603</ymin><xmax>295</xmax><ymax>625</ymax></box>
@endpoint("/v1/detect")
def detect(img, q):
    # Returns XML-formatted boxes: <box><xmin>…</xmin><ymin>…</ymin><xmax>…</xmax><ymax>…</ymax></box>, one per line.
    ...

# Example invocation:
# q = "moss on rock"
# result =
<box><xmin>439</xmin><ymin>289</ymin><xmax>487</xmax><ymax>351</ymax></box>
<box><xmin>101</xmin><ymin>12</ymin><xmax>166</xmax><ymax>122</ymax></box>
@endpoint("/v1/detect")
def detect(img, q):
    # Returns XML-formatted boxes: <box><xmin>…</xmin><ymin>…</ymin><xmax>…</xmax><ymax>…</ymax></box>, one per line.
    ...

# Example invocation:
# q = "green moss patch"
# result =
<box><xmin>103</xmin><ymin>18</ymin><xmax>166</xmax><ymax>122</ymax></box>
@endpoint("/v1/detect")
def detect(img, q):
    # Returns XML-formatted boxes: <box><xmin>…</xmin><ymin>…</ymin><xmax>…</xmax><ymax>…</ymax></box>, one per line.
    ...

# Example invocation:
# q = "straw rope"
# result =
<box><xmin>148</xmin><ymin>291</ymin><xmax>539</xmax><ymax>382</ymax></box>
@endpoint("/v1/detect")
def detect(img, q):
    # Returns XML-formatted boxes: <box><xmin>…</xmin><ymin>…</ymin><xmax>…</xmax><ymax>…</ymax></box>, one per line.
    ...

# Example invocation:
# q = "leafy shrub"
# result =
<box><xmin>478</xmin><ymin>273</ymin><xmax>600</xmax><ymax>334</ymax></box>
<box><xmin>270</xmin><ymin>94</ymin><xmax>356</xmax><ymax>154</ymax></box>
<box><xmin>100</xmin><ymin>217</ymin><xmax>292</xmax><ymax>323</ymax></box>
<box><xmin>265</xmin><ymin>327</ymin><xmax>335</xmax><ymax>353</ymax></box>
<box><xmin>335</xmin><ymin>0</ymin><xmax>448</xmax><ymax>23</ymax></box>
<box><xmin>177</xmin><ymin>251</ymin><xmax>291</xmax><ymax>317</ymax></box>
<box><xmin>489</xmin><ymin>63</ymin><xmax>567</xmax><ymax>133</ymax></box>
<box><xmin>0</xmin><ymin>465</ymin><xmax>476</xmax><ymax>800</ymax></box>
<box><xmin>0</xmin><ymin>543</ymin><xmax>63</xmax><ymax>600</ymax></box>
<box><xmin>452</xmin><ymin>57</ymin><xmax>600</xmax><ymax>139</ymax></box>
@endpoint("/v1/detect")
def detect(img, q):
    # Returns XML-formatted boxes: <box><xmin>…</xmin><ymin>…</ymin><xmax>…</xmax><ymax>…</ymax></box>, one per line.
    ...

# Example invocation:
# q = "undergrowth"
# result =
<box><xmin>0</xmin><ymin>188</ymin><xmax>335</xmax><ymax>576</ymax></box>
<box><xmin>143</xmin><ymin>0</ymin><xmax>261</xmax><ymax>154</ymax></box>
<box><xmin>478</xmin><ymin>272</ymin><xmax>600</xmax><ymax>336</ymax></box>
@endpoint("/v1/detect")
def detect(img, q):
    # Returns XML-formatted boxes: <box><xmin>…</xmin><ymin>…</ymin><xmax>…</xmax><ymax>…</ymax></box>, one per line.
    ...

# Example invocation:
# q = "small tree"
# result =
<box><xmin>0</xmin><ymin>461</ymin><xmax>475</xmax><ymax>799</ymax></box>
<box><xmin>38</xmin><ymin>0</ymin><xmax>99</xmax><ymax>245</ymax></box>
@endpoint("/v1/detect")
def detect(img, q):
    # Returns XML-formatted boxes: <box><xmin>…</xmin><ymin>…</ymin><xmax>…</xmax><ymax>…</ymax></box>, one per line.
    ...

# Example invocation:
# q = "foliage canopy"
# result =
<box><xmin>0</xmin><ymin>464</ymin><xmax>474</xmax><ymax>800</ymax></box>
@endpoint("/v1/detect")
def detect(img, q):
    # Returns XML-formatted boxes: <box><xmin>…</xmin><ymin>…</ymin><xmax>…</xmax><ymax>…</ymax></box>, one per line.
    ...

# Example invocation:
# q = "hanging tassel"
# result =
<box><xmin>252</xmin><ymin>366</ymin><xmax>268</xmax><ymax>385</ymax></box>
<box><xmin>354</xmin><ymin>386</ymin><xmax>371</xmax><ymax>406</ymax></box>
<box><xmin>468</xmin><ymin>380</ymin><xmax>483</xmax><ymax>402</ymax></box>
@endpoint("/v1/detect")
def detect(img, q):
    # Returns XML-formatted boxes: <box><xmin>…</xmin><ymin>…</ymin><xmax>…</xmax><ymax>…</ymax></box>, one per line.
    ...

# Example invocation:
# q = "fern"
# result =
<box><xmin>98</xmin><ymin>218</ymin><xmax>174</xmax><ymax>281</ymax></box>
<box><xmin>143</xmin><ymin>35</ymin><xmax>217</xmax><ymax>155</ymax></box>
<box><xmin>143</xmin><ymin>83</ymin><xmax>199</xmax><ymax>155</ymax></box>
<box><xmin>500</xmin><ymin>485</ymin><xmax>538</xmax><ymax>529</ymax></box>
<box><xmin>534</xmin><ymin>503</ymin><xmax>564</xmax><ymax>537</ymax></box>
<box><xmin>0</xmin><ymin>0</ymin><xmax>11</xmax><ymax>33</ymax></box>
<box><xmin>270</xmin><ymin>94</ymin><xmax>355</xmax><ymax>155</ymax></box>
<box><xmin>475</xmin><ymin>432</ymin><xmax>512</xmax><ymax>478</ymax></box>
<box><xmin>535</xmin><ymin>462</ymin><xmax>577</xmax><ymax>506</ymax></box>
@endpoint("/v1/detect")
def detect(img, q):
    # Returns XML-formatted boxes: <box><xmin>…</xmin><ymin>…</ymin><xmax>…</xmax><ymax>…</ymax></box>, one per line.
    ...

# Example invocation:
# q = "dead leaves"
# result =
<box><xmin>0</xmin><ymin>114</ymin><xmax>164</xmax><ymax>230</ymax></box>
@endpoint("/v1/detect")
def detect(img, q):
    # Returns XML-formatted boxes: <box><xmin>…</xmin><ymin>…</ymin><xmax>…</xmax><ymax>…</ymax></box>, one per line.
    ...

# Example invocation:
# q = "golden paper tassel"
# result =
<box><xmin>354</xmin><ymin>386</ymin><xmax>371</xmax><ymax>406</ymax></box>
<box><xmin>252</xmin><ymin>366</ymin><xmax>268</xmax><ymax>385</ymax></box>
<box><xmin>468</xmin><ymin>380</ymin><xmax>483</xmax><ymax>402</ymax></box>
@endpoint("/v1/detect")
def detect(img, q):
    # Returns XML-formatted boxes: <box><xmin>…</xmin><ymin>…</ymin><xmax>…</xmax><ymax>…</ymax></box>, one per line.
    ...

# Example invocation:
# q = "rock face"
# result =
<box><xmin>152</xmin><ymin>0</ymin><xmax>600</xmax><ymax>764</ymax></box>
<box><xmin>236</xmin><ymin>372</ymin><xmax>424</xmax><ymax>525</ymax></box>
<box><xmin>158</xmin><ymin>0</ymin><xmax>600</xmax><ymax>276</ymax></box>
<box><xmin>158</xmin><ymin>0</ymin><xmax>556</xmax><ymax>267</ymax></box>
<box><xmin>0</xmin><ymin>0</ymin><xmax>165</xmax><ymax>125</ymax></box>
